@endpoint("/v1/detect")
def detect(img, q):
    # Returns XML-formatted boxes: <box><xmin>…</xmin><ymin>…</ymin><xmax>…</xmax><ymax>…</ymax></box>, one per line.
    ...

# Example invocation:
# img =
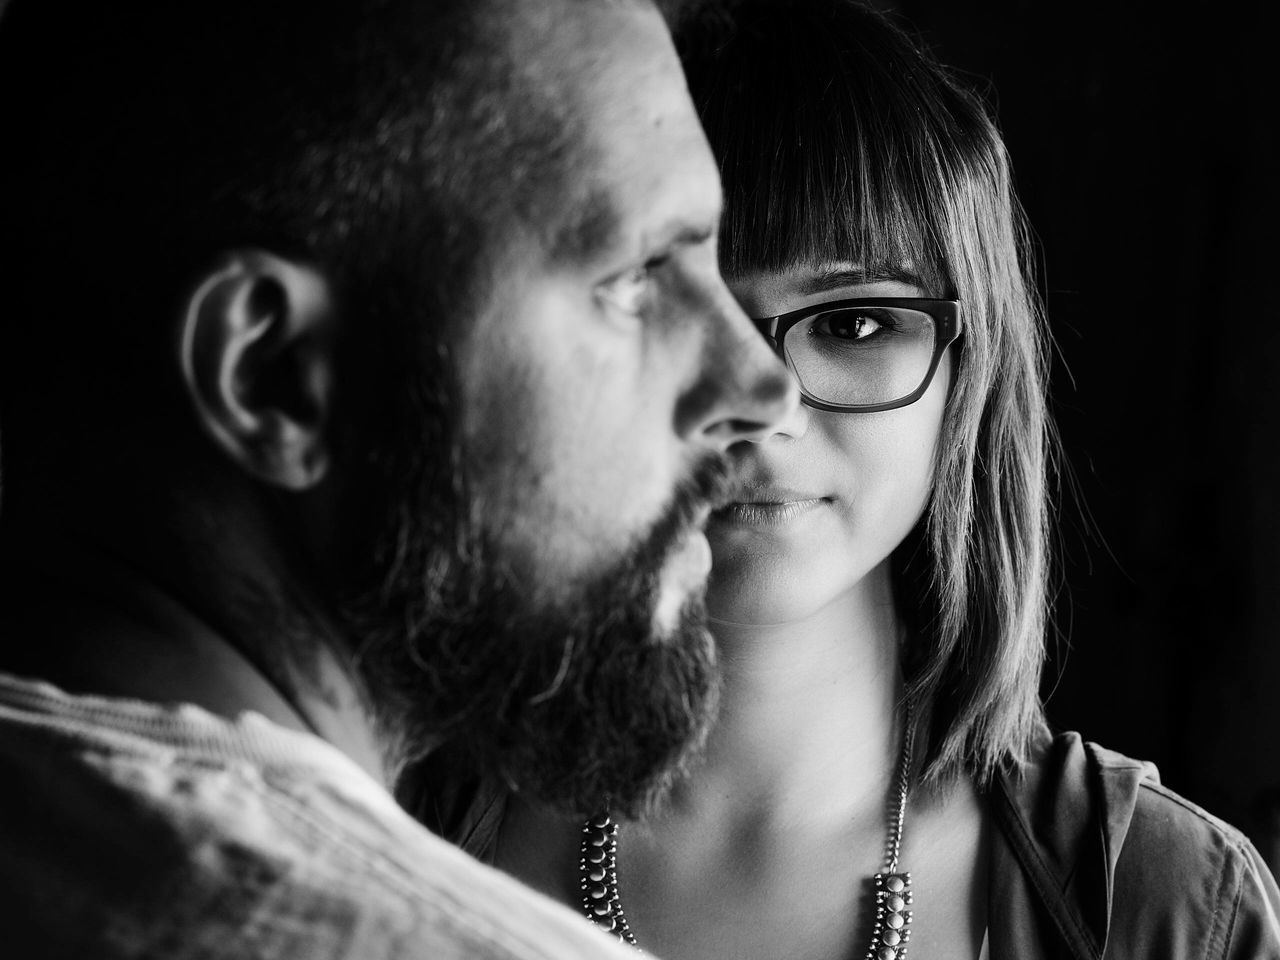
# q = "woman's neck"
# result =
<box><xmin>669</xmin><ymin>561</ymin><xmax>904</xmax><ymax>832</ymax></box>
<box><xmin>494</xmin><ymin>560</ymin><xmax>989</xmax><ymax>960</ymax></box>
<box><xmin>588</xmin><ymin>562</ymin><xmax>940</xmax><ymax>960</ymax></box>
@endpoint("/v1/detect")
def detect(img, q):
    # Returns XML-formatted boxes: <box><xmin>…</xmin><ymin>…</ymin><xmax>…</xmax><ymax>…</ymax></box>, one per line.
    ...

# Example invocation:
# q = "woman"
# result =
<box><xmin>419</xmin><ymin>1</ymin><xmax>1280</xmax><ymax>956</ymax></box>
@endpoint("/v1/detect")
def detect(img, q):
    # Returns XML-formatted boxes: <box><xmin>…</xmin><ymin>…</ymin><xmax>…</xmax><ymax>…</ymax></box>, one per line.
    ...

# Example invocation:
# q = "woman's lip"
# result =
<box><xmin>710</xmin><ymin>498</ymin><xmax>827</xmax><ymax>527</ymax></box>
<box><xmin>728</xmin><ymin>484</ymin><xmax>822</xmax><ymax>504</ymax></box>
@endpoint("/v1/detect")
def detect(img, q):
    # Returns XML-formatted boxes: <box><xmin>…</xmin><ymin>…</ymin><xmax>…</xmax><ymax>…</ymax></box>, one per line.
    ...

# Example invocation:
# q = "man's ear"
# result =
<box><xmin>179</xmin><ymin>251</ymin><xmax>336</xmax><ymax>490</ymax></box>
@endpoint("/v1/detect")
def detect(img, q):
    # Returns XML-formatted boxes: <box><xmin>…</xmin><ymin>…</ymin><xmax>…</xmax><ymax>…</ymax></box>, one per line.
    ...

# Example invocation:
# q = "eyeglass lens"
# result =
<box><xmin>782</xmin><ymin>305</ymin><xmax>938</xmax><ymax>407</ymax></box>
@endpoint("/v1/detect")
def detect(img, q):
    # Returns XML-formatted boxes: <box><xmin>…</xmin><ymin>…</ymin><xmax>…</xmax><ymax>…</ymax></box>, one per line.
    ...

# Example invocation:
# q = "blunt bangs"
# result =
<box><xmin>681</xmin><ymin>1</ymin><xmax>981</xmax><ymax>292</ymax></box>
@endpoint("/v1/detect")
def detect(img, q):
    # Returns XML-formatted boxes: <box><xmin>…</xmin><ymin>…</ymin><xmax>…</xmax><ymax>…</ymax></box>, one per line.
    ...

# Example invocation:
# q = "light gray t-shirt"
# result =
<box><xmin>0</xmin><ymin>672</ymin><xmax>630</xmax><ymax>960</ymax></box>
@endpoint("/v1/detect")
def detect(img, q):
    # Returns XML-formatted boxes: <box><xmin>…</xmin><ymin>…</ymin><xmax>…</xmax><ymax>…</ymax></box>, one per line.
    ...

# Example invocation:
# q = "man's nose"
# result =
<box><xmin>676</xmin><ymin>287</ymin><xmax>799</xmax><ymax>451</ymax></box>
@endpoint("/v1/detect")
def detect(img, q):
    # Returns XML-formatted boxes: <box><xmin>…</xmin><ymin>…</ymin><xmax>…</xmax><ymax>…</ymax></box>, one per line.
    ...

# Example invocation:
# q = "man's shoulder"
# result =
<box><xmin>0</xmin><ymin>674</ymin><xmax>631</xmax><ymax>960</ymax></box>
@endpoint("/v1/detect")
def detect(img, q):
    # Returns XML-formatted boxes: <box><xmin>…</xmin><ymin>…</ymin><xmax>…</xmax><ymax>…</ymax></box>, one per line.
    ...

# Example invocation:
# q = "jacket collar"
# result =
<box><xmin>989</xmin><ymin>727</ymin><xmax>1158</xmax><ymax>960</ymax></box>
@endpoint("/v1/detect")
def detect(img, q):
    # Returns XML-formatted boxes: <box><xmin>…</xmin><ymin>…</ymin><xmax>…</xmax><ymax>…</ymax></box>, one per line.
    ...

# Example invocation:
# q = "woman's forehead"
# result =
<box><xmin>729</xmin><ymin>257</ymin><xmax>942</xmax><ymax>299</ymax></box>
<box><xmin>727</xmin><ymin>261</ymin><xmax>933</xmax><ymax>317</ymax></box>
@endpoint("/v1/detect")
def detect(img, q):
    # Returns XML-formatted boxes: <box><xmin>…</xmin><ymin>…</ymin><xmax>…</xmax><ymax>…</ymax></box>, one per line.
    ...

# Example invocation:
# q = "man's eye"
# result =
<box><xmin>596</xmin><ymin>256</ymin><xmax>669</xmax><ymax>317</ymax></box>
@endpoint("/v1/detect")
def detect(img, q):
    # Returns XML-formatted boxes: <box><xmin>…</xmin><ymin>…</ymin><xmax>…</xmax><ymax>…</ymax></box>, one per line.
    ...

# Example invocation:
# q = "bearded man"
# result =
<box><xmin>0</xmin><ymin>0</ymin><xmax>796</xmax><ymax>955</ymax></box>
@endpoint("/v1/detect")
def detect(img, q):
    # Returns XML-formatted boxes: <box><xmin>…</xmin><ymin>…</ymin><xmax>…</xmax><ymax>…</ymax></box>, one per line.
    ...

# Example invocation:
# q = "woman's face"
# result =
<box><xmin>705</xmin><ymin>264</ymin><xmax>953</xmax><ymax>625</ymax></box>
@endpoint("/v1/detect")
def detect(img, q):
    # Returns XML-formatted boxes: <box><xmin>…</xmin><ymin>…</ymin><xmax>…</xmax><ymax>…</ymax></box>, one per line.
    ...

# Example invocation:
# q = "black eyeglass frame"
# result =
<box><xmin>752</xmin><ymin>297</ymin><xmax>964</xmax><ymax>413</ymax></box>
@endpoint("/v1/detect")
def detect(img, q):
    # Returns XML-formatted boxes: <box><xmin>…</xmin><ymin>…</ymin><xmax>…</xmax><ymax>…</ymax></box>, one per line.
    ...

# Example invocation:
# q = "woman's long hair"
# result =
<box><xmin>677</xmin><ymin>0</ymin><xmax>1054</xmax><ymax>787</ymax></box>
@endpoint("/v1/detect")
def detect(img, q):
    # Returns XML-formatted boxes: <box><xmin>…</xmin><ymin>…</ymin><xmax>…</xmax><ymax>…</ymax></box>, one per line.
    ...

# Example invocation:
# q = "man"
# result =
<box><xmin>0</xmin><ymin>0</ymin><xmax>796</xmax><ymax>956</ymax></box>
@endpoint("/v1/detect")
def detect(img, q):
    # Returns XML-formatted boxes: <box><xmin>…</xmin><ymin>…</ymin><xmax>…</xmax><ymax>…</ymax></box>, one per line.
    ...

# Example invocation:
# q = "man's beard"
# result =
<box><xmin>340</xmin><ymin>375</ymin><xmax>730</xmax><ymax>818</ymax></box>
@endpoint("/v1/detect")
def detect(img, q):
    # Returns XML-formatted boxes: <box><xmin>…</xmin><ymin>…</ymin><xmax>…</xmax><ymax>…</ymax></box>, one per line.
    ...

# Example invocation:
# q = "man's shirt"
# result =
<box><xmin>0</xmin><ymin>671</ymin><xmax>629</xmax><ymax>959</ymax></box>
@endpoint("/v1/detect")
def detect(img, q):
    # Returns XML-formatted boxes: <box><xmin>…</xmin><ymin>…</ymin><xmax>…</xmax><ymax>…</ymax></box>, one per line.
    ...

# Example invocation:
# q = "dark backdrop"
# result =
<box><xmin>883</xmin><ymin>0</ymin><xmax>1278</xmax><ymax>857</ymax></box>
<box><xmin>1</xmin><ymin>0</ymin><xmax>1273</xmax><ymax>856</ymax></box>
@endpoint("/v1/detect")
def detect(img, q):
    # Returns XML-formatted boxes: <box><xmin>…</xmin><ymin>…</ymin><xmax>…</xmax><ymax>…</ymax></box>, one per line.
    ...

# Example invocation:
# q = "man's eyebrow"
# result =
<box><xmin>549</xmin><ymin>188</ymin><xmax>717</xmax><ymax>266</ymax></box>
<box><xmin>656</xmin><ymin>222</ymin><xmax>716</xmax><ymax>250</ymax></box>
<box><xmin>795</xmin><ymin>264</ymin><xmax>925</xmax><ymax>295</ymax></box>
<box><xmin>549</xmin><ymin>187</ymin><xmax>623</xmax><ymax>265</ymax></box>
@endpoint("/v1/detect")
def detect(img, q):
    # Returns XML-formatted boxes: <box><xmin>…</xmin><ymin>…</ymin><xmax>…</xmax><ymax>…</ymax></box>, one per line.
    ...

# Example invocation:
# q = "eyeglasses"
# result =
<box><xmin>752</xmin><ymin>298</ymin><xmax>963</xmax><ymax>413</ymax></box>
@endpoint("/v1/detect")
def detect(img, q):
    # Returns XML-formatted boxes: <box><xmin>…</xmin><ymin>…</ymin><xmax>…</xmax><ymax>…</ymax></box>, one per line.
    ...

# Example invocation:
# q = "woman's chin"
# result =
<box><xmin>705</xmin><ymin>574</ymin><xmax>815</xmax><ymax>626</ymax></box>
<box><xmin>706</xmin><ymin>547</ymin><xmax>891</xmax><ymax>628</ymax></box>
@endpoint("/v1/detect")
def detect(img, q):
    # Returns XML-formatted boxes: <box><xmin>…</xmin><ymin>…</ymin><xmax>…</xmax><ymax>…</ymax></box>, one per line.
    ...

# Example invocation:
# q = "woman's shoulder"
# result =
<box><xmin>1081</xmin><ymin>734</ymin><xmax>1254</xmax><ymax>860</ymax></box>
<box><xmin>989</xmin><ymin>728</ymin><xmax>1280</xmax><ymax>959</ymax></box>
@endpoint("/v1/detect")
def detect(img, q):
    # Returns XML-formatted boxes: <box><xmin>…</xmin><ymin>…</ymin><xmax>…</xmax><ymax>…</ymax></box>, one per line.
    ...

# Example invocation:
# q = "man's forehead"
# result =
<box><xmin>549</xmin><ymin>183</ymin><xmax>720</xmax><ymax>266</ymax></box>
<box><xmin>505</xmin><ymin>0</ymin><xmax>665</xmax><ymax>83</ymax></box>
<box><xmin>503</xmin><ymin>0</ymin><xmax>721</xmax><ymax>267</ymax></box>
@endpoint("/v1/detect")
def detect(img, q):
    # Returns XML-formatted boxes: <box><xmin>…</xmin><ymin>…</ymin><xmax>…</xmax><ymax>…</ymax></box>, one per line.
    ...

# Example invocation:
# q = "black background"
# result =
<box><xmin>883</xmin><ymin>0</ymin><xmax>1278</xmax><ymax>859</ymax></box>
<box><xmin>2</xmin><ymin>0</ymin><xmax>1275</xmax><ymax>860</ymax></box>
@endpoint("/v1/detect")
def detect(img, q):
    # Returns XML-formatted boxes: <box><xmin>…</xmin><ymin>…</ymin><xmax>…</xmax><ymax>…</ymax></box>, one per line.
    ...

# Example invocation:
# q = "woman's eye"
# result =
<box><xmin>820</xmin><ymin>312</ymin><xmax>881</xmax><ymax>339</ymax></box>
<box><xmin>596</xmin><ymin>257</ymin><xmax>668</xmax><ymax>318</ymax></box>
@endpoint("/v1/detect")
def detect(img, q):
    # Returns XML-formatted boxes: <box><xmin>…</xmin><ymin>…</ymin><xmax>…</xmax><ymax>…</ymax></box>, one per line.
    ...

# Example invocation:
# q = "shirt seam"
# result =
<box><xmin>1208</xmin><ymin>841</ymin><xmax>1244</xmax><ymax>960</ymax></box>
<box><xmin>1138</xmin><ymin>780</ymin><xmax>1243</xmax><ymax>840</ymax></box>
<box><xmin>18</xmin><ymin>728</ymin><xmax>582</xmax><ymax>959</ymax></box>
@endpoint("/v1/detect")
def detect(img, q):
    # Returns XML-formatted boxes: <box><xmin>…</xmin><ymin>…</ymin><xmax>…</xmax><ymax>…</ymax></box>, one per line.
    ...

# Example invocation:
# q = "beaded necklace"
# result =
<box><xmin>579</xmin><ymin>706</ymin><xmax>917</xmax><ymax>959</ymax></box>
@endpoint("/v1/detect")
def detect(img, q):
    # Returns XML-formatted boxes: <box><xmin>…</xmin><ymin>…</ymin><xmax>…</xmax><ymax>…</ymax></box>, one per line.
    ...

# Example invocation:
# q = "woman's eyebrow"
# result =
<box><xmin>797</xmin><ymin>264</ymin><xmax>925</xmax><ymax>294</ymax></box>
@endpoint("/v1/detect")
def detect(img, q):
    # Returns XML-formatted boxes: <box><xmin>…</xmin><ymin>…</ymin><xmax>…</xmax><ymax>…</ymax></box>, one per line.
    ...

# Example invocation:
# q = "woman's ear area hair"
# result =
<box><xmin>179</xmin><ymin>251</ymin><xmax>337</xmax><ymax>491</ymax></box>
